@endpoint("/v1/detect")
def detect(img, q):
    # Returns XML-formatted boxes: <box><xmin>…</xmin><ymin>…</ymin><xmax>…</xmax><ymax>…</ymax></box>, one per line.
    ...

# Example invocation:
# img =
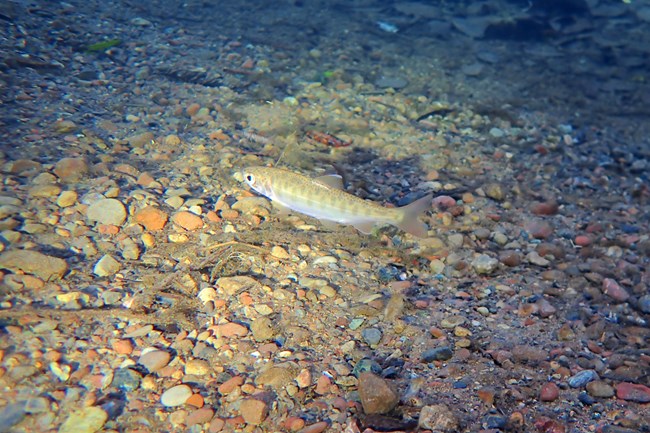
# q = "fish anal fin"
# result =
<box><xmin>352</xmin><ymin>221</ymin><xmax>376</xmax><ymax>234</ymax></box>
<box><xmin>396</xmin><ymin>194</ymin><xmax>432</xmax><ymax>238</ymax></box>
<box><xmin>314</xmin><ymin>174</ymin><xmax>344</xmax><ymax>190</ymax></box>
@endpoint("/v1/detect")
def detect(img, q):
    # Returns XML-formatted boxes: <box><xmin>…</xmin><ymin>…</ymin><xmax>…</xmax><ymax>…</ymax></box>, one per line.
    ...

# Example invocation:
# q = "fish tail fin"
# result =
<box><xmin>396</xmin><ymin>194</ymin><xmax>432</xmax><ymax>238</ymax></box>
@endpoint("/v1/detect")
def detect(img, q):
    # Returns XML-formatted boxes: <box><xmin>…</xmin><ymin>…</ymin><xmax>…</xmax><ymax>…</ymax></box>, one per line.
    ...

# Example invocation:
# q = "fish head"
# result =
<box><xmin>241</xmin><ymin>166</ymin><xmax>273</xmax><ymax>198</ymax></box>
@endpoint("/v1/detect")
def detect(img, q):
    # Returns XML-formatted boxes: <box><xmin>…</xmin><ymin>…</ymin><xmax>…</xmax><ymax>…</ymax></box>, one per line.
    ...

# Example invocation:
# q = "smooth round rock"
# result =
<box><xmin>138</xmin><ymin>350</ymin><xmax>171</xmax><ymax>372</ymax></box>
<box><xmin>161</xmin><ymin>384</ymin><xmax>193</xmax><ymax>407</ymax></box>
<box><xmin>86</xmin><ymin>198</ymin><xmax>127</xmax><ymax>226</ymax></box>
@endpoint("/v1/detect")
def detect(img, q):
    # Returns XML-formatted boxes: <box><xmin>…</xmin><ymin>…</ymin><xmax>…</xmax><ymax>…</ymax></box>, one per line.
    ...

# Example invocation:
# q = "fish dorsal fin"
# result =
<box><xmin>314</xmin><ymin>174</ymin><xmax>344</xmax><ymax>190</ymax></box>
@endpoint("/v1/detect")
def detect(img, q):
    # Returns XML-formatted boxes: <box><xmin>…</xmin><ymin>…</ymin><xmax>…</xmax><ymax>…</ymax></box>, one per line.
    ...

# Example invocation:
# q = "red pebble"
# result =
<box><xmin>531</xmin><ymin>202</ymin><xmax>559</xmax><ymax>216</ymax></box>
<box><xmin>615</xmin><ymin>382</ymin><xmax>650</xmax><ymax>403</ymax></box>
<box><xmin>432</xmin><ymin>195</ymin><xmax>456</xmax><ymax>208</ymax></box>
<box><xmin>534</xmin><ymin>416</ymin><xmax>566</xmax><ymax>433</ymax></box>
<box><xmin>602</xmin><ymin>278</ymin><xmax>630</xmax><ymax>302</ymax></box>
<box><xmin>540</xmin><ymin>382</ymin><xmax>560</xmax><ymax>401</ymax></box>
<box><xmin>574</xmin><ymin>235</ymin><xmax>592</xmax><ymax>247</ymax></box>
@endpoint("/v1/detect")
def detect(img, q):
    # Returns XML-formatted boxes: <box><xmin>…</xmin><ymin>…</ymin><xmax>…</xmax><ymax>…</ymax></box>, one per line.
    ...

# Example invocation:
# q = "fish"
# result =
<box><xmin>377</xmin><ymin>21</ymin><xmax>399</xmax><ymax>33</ymax></box>
<box><xmin>241</xmin><ymin>166</ymin><xmax>431</xmax><ymax>237</ymax></box>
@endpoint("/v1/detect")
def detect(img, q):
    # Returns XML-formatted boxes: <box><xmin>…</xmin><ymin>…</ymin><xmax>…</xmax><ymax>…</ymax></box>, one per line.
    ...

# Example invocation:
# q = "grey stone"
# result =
<box><xmin>86</xmin><ymin>198</ymin><xmax>127</xmax><ymax>226</ymax></box>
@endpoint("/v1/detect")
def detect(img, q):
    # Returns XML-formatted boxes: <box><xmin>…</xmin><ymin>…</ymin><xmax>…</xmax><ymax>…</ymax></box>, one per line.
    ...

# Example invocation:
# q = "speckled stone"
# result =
<box><xmin>418</xmin><ymin>404</ymin><xmax>459</xmax><ymax>432</ymax></box>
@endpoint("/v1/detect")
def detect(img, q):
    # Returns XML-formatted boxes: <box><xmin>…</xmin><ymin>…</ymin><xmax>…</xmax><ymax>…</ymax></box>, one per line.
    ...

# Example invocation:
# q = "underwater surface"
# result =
<box><xmin>0</xmin><ymin>0</ymin><xmax>649</xmax><ymax>432</ymax></box>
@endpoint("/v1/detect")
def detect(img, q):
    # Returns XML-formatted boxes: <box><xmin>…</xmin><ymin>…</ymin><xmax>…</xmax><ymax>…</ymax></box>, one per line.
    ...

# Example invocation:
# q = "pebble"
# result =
<box><xmin>0</xmin><ymin>403</ymin><xmax>26</xmax><ymax>432</ymax></box>
<box><xmin>127</xmin><ymin>131</ymin><xmax>155</xmax><ymax>148</ymax></box>
<box><xmin>161</xmin><ymin>384</ymin><xmax>193</xmax><ymax>407</ymax></box>
<box><xmin>527</xmin><ymin>251</ymin><xmax>550</xmax><ymax>267</ymax></box>
<box><xmin>484</xmin><ymin>183</ymin><xmax>504</xmax><ymax>201</ymax></box>
<box><xmin>57</xmin><ymin>190</ymin><xmax>78</xmax><ymax>207</ymax></box>
<box><xmin>483</xmin><ymin>414</ymin><xmax>507</xmax><ymax>429</ymax></box>
<box><xmin>441</xmin><ymin>315</ymin><xmax>466</xmax><ymax>328</ymax></box>
<box><xmin>615</xmin><ymin>382</ymin><xmax>650</xmax><ymax>402</ymax></box>
<box><xmin>93</xmin><ymin>254</ymin><xmax>121</xmax><ymax>277</ymax></box>
<box><xmin>531</xmin><ymin>202</ymin><xmax>559</xmax><ymax>216</ymax></box>
<box><xmin>512</xmin><ymin>345</ymin><xmax>547</xmax><ymax>364</ymax></box>
<box><xmin>139</xmin><ymin>350</ymin><xmax>171</xmax><ymax>372</ymax></box>
<box><xmin>418</xmin><ymin>404</ymin><xmax>459</xmax><ymax>432</ymax></box>
<box><xmin>297</xmin><ymin>421</ymin><xmax>329</xmax><ymax>433</ymax></box>
<box><xmin>472</xmin><ymin>254</ymin><xmax>499</xmax><ymax>274</ymax></box>
<box><xmin>353</xmin><ymin>358</ymin><xmax>382</xmax><ymax>377</ymax></box>
<box><xmin>112</xmin><ymin>339</ymin><xmax>133</xmax><ymax>355</ymax></box>
<box><xmin>59</xmin><ymin>407</ymin><xmax>108</xmax><ymax>433</ymax></box>
<box><xmin>284</xmin><ymin>416</ymin><xmax>306</xmax><ymax>431</ymax></box>
<box><xmin>172</xmin><ymin>211</ymin><xmax>204</xmax><ymax>230</ymax></box>
<box><xmin>601</xmin><ymin>278</ymin><xmax>630</xmax><ymax>302</ymax></box>
<box><xmin>540</xmin><ymin>382</ymin><xmax>559</xmax><ymax>401</ymax></box>
<box><xmin>54</xmin><ymin>157</ymin><xmax>89</xmax><ymax>182</ymax></box>
<box><xmin>586</xmin><ymin>380</ymin><xmax>614</xmax><ymax>398</ymax></box>
<box><xmin>422</xmin><ymin>346</ymin><xmax>453</xmax><ymax>362</ymax></box>
<box><xmin>216</xmin><ymin>276</ymin><xmax>259</xmax><ymax>296</ymax></box>
<box><xmin>535</xmin><ymin>298</ymin><xmax>557</xmax><ymax>318</ymax></box>
<box><xmin>568</xmin><ymin>370</ymin><xmax>598</xmax><ymax>388</ymax></box>
<box><xmin>361</xmin><ymin>328</ymin><xmax>382</xmax><ymax>347</ymax></box>
<box><xmin>358</xmin><ymin>372</ymin><xmax>399</xmax><ymax>414</ymax></box>
<box><xmin>111</xmin><ymin>368</ymin><xmax>142</xmax><ymax>392</ymax></box>
<box><xmin>429</xmin><ymin>259</ymin><xmax>445</xmax><ymax>274</ymax></box>
<box><xmin>219</xmin><ymin>375</ymin><xmax>244</xmax><ymax>394</ymax></box>
<box><xmin>0</xmin><ymin>249</ymin><xmax>68</xmax><ymax>281</ymax></box>
<box><xmin>499</xmin><ymin>250</ymin><xmax>522</xmax><ymax>267</ymax></box>
<box><xmin>216</xmin><ymin>322</ymin><xmax>248</xmax><ymax>337</ymax></box>
<box><xmin>187</xmin><ymin>408</ymin><xmax>214</xmax><ymax>427</ymax></box>
<box><xmin>135</xmin><ymin>206</ymin><xmax>168</xmax><ymax>230</ymax></box>
<box><xmin>185</xmin><ymin>359</ymin><xmax>211</xmax><ymax>375</ymax></box>
<box><xmin>239</xmin><ymin>399</ymin><xmax>268</xmax><ymax>425</ymax></box>
<box><xmin>574</xmin><ymin>235</ymin><xmax>592</xmax><ymax>246</ymax></box>
<box><xmin>525</xmin><ymin>220</ymin><xmax>554</xmax><ymax>239</ymax></box>
<box><xmin>271</xmin><ymin>245</ymin><xmax>290</xmax><ymax>259</ymax></box>
<box><xmin>28</xmin><ymin>184</ymin><xmax>62</xmax><ymax>198</ymax></box>
<box><xmin>209</xmin><ymin>417</ymin><xmax>226</xmax><ymax>432</ymax></box>
<box><xmin>638</xmin><ymin>294</ymin><xmax>650</xmax><ymax>313</ymax></box>
<box><xmin>86</xmin><ymin>198</ymin><xmax>127</xmax><ymax>226</ymax></box>
<box><xmin>462</xmin><ymin>62</ymin><xmax>483</xmax><ymax>76</ymax></box>
<box><xmin>251</xmin><ymin>317</ymin><xmax>276</xmax><ymax>341</ymax></box>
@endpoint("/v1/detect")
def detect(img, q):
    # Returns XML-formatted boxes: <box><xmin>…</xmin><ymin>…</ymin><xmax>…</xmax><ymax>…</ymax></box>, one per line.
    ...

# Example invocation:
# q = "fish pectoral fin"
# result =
<box><xmin>352</xmin><ymin>221</ymin><xmax>376</xmax><ymax>234</ymax></box>
<box><xmin>314</xmin><ymin>174</ymin><xmax>344</xmax><ymax>190</ymax></box>
<box><xmin>319</xmin><ymin>220</ymin><xmax>339</xmax><ymax>231</ymax></box>
<box><xmin>272</xmin><ymin>202</ymin><xmax>291</xmax><ymax>217</ymax></box>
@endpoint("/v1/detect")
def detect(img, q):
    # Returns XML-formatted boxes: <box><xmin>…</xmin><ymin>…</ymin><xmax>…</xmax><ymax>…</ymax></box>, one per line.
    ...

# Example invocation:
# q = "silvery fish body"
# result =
<box><xmin>241</xmin><ymin>166</ymin><xmax>431</xmax><ymax>237</ymax></box>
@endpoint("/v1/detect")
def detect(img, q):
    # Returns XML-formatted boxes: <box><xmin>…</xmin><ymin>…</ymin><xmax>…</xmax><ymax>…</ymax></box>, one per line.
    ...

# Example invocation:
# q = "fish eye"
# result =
<box><xmin>245</xmin><ymin>174</ymin><xmax>255</xmax><ymax>184</ymax></box>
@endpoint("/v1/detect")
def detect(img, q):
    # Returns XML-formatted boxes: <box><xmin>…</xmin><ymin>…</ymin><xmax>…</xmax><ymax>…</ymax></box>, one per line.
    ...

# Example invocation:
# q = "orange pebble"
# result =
<box><xmin>186</xmin><ymin>393</ymin><xmax>204</xmax><ymax>408</ymax></box>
